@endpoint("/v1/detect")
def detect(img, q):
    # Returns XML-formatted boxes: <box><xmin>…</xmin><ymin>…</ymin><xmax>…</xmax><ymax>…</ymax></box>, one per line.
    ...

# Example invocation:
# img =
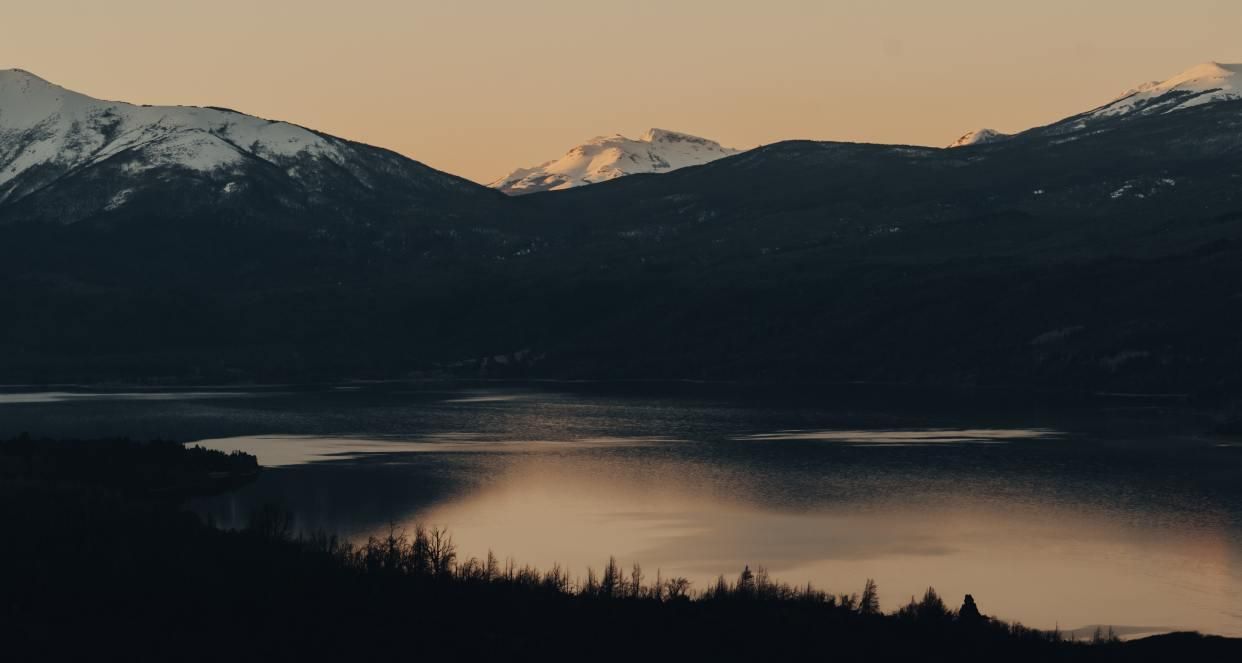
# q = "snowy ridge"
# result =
<box><xmin>490</xmin><ymin>128</ymin><xmax>740</xmax><ymax>195</ymax></box>
<box><xmin>948</xmin><ymin>128</ymin><xmax>1010</xmax><ymax>148</ymax></box>
<box><xmin>0</xmin><ymin>69</ymin><xmax>346</xmax><ymax>204</ymax></box>
<box><xmin>1087</xmin><ymin>62</ymin><xmax>1242</xmax><ymax>119</ymax></box>
<box><xmin>947</xmin><ymin>62</ymin><xmax>1242</xmax><ymax>148</ymax></box>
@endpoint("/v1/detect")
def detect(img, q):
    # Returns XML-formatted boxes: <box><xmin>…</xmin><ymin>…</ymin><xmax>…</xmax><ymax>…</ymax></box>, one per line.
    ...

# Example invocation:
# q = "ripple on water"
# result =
<box><xmin>734</xmin><ymin>428</ymin><xmax>1061</xmax><ymax>446</ymax></box>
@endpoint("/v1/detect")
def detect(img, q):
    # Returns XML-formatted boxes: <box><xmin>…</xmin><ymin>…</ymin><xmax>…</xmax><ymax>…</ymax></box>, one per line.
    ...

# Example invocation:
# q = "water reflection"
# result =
<box><xmin>736</xmin><ymin>428</ymin><xmax>1058</xmax><ymax>445</ymax></box>
<box><xmin>420</xmin><ymin>459</ymin><xmax>1236</xmax><ymax>634</ymax></box>
<box><xmin>1</xmin><ymin>382</ymin><xmax>1239</xmax><ymax>636</ymax></box>
<box><xmin>193</xmin><ymin>423</ymin><xmax>1242</xmax><ymax>637</ymax></box>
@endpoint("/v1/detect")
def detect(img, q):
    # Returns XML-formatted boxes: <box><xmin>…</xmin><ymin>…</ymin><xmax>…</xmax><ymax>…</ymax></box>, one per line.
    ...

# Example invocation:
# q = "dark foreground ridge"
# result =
<box><xmin>2</xmin><ymin>438</ymin><xmax>1238</xmax><ymax>662</ymax></box>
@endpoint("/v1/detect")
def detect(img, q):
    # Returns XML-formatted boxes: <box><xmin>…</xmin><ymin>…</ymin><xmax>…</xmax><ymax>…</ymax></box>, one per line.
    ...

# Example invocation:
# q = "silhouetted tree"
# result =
<box><xmin>542</xmin><ymin>563</ymin><xmax>569</xmax><ymax>592</ymax></box>
<box><xmin>245</xmin><ymin>503</ymin><xmax>294</xmax><ymax>542</ymax></box>
<box><xmin>629</xmin><ymin>563</ymin><xmax>644</xmax><ymax>599</ymax></box>
<box><xmin>427</xmin><ymin>527</ymin><xmax>456</xmax><ymax>576</ymax></box>
<box><xmin>959</xmin><ymin>594</ymin><xmax>983</xmax><ymax>625</ymax></box>
<box><xmin>859</xmin><ymin>578</ymin><xmax>880</xmax><ymax>615</ymax></box>
<box><xmin>412</xmin><ymin>524</ymin><xmax>431</xmax><ymax>573</ymax></box>
<box><xmin>583</xmin><ymin>567</ymin><xmax>599</xmax><ymax>595</ymax></box>
<box><xmin>601</xmin><ymin>556</ymin><xmax>622</xmax><ymax>598</ymax></box>
<box><xmin>485</xmin><ymin>550</ymin><xmax>499</xmax><ymax>581</ymax></box>
<box><xmin>737</xmin><ymin>565</ymin><xmax>756</xmax><ymax>598</ymax></box>
<box><xmin>753</xmin><ymin>566</ymin><xmax>772</xmax><ymax>599</ymax></box>
<box><xmin>664</xmin><ymin>577</ymin><xmax>692</xmax><ymax>601</ymax></box>
<box><xmin>916</xmin><ymin>586</ymin><xmax>949</xmax><ymax>621</ymax></box>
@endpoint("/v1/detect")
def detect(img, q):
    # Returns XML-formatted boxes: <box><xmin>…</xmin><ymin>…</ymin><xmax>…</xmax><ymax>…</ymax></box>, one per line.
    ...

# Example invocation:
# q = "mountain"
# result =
<box><xmin>0</xmin><ymin>68</ymin><xmax>342</xmax><ymax>205</ymax></box>
<box><xmin>948</xmin><ymin>128</ymin><xmax>1009</xmax><ymax>148</ymax></box>
<box><xmin>4</xmin><ymin>64</ymin><xmax>1242</xmax><ymax>396</ymax></box>
<box><xmin>508</xmin><ymin>73</ymin><xmax>1242</xmax><ymax>393</ymax></box>
<box><xmin>0</xmin><ymin>68</ymin><xmax>499</xmax><ymax>228</ymax></box>
<box><xmin>489</xmin><ymin>129</ymin><xmax>739</xmax><ymax>195</ymax></box>
<box><xmin>1083</xmin><ymin>61</ymin><xmax>1242</xmax><ymax>121</ymax></box>
<box><xmin>0</xmin><ymin>69</ymin><xmax>516</xmax><ymax>382</ymax></box>
<box><xmin>949</xmin><ymin>61</ymin><xmax>1242</xmax><ymax>148</ymax></box>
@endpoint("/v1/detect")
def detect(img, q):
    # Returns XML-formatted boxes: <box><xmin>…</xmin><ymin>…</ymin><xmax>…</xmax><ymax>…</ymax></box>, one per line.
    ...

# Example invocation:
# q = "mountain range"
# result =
<box><xmin>3</xmin><ymin>62</ymin><xmax>1242</xmax><ymax>395</ymax></box>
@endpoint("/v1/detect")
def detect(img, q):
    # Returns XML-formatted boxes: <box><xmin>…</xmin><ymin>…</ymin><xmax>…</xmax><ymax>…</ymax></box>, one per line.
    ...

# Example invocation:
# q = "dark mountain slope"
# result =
<box><xmin>519</xmin><ymin>100</ymin><xmax>1242</xmax><ymax>258</ymax></box>
<box><xmin>483</xmin><ymin>102</ymin><xmax>1242</xmax><ymax>392</ymax></box>
<box><xmin>4</xmin><ymin>78</ymin><xmax>1242</xmax><ymax>393</ymax></box>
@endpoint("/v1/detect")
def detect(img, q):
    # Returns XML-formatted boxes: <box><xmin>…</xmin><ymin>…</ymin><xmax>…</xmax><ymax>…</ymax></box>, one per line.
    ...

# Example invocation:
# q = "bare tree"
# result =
<box><xmin>427</xmin><ymin>526</ymin><xmax>456</xmax><ymax>577</ymax></box>
<box><xmin>245</xmin><ymin>503</ymin><xmax>294</xmax><ymax>542</ymax></box>
<box><xmin>664</xmin><ymin>577</ymin><xmax>692</xmax><ymax>601</ymax></box>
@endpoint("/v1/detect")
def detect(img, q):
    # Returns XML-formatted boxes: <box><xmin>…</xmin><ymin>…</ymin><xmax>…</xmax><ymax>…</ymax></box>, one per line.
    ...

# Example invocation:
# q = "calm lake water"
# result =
<box><xmin>2</xmin><ymin>382</ymin><xmax>1240</xmax><ymax>637</ymax></box>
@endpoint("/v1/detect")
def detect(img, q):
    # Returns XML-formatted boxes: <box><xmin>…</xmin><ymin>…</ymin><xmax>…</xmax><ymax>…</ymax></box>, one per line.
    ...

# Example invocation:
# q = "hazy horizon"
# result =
<box><xmin>6</xmin><ymin>0</ymin><xmax>1242</xmax><ymax>183</ymax></box>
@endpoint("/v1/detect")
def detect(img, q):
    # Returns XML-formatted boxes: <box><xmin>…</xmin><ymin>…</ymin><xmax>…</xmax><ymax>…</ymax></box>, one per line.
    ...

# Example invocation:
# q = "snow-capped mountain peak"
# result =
<box><xmin>947</xmin><ymin>61</ymin><xmax>1242</xmax><ymax>148</ymax></box>
<box><xmin>0</xmin><ymin>69</ymin><xmax>489</xmax><ymax>225</ymax></box>
<box><xmin>0</xmin><ymin>68</ymin><xmax>346</xmax><ymax>204</ymax></box>
<box><xmin>1087</xmin><ymin>61</ymin><xmax>1242</xmax><ymax>119</ymax></box>
<box><xmin>489</xmin><ymin>128</ymin><xmax>740</xmax><ymax>195</ymax></box>
<box><xmin>947</xmin><ymin>128</ymin><xmax>1010</xmax><ymax>148</ymax></box>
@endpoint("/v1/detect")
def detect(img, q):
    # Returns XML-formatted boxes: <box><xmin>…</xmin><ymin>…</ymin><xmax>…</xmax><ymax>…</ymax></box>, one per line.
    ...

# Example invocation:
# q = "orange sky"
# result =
<box><xmin>5</xmin><ymin>1</ymin><xmax>1241</xmax><ymax>183</ymax></box>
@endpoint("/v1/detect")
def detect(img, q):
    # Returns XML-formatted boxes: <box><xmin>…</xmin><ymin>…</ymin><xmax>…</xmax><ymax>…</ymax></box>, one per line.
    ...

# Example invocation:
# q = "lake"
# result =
<box><xmin>2</xmin><ymin>381</ymin><xmax>1239</xmax><ymax>637</ymax></box>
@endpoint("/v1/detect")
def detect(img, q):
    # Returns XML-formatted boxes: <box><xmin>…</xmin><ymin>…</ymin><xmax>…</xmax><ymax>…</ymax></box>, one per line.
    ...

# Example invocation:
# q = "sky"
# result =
<box><xmin>5</xmin><ymin>1</ymin><xmax>1242</xmax><ymax>183</ymax></box>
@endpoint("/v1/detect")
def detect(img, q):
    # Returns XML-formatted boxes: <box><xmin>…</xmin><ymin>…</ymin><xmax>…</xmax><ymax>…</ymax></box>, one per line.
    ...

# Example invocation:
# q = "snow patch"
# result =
<box><xmin>1108</xmin><ymin>178</ymin><xmax>1177</xmax><ymax>201</ymax></box>
<box><xmin>104</xmin><ymin>188</ymin><xmax>132</xmax><ymax>211</ymax></box>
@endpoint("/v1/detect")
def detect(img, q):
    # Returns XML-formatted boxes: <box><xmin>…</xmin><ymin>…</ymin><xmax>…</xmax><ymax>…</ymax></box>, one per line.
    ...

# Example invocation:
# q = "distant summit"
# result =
<box><xmin>1085</xmin><ymin>61</ymin><xmax>1242</xmax><ymax>119</ymax></box>
<box><xmin>489</xmin><ymin>129</ymin><xmax>740</xmax><ymax>195</ymax></box>
<box><xmin>948</xmin><ymin>128</ymin><xmax>1010</xmax><ymax>148</ymax></box>
<box><xmin>948</xmin><ymin>61</ymin><xmax>1242</xmax><ymax>148</ymax></box>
